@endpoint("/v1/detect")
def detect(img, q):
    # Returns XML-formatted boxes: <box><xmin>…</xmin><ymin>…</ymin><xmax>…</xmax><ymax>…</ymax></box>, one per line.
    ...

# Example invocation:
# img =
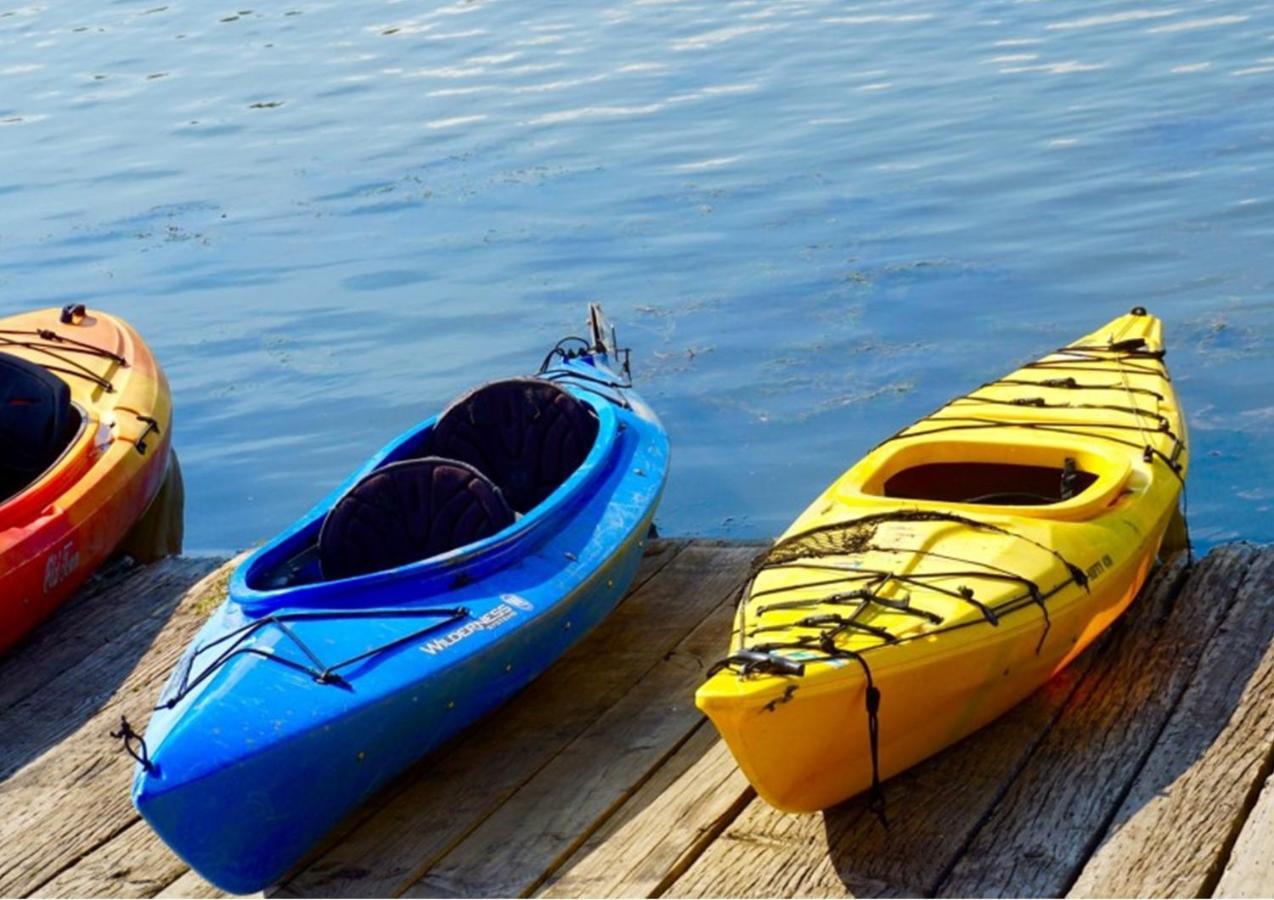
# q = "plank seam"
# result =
<box><xmin>624</xmin><ymin>540</ymin><xmax>691</xmax><ymax>601</ymax></box>
<box><xmin>0</xmin><ymin>559</ymin><xmax>210</xmax><ymax>718</ymax></box>
<box><xmin>147</xmin><ymin>865</ymin><xmax>194</xmax><ymax>899</ymax></box>
<box><xmin>391</xmin><ymin>546</ymin><xmax>754</xmax><ymax>898</ymax></box>
<box><xmin>19</xmin><ymin>813</ymin><xmax>143</xmax><ymax>898</ymax></box>
<box><xmin>648</xmin><ymin>783</ymin><xmax>756</xmax><ymax>898</ymax></box>
<box><xmin>520</xmin><ymin>718</ymin><xmax>713</xmax><ymax>898</ymax></box>
<box><xmin>1056</xmin><ymin>550</ymin><xmax>1261</xmax><ymax>897</ymax></box>
<box><xmin>1205</xmin><ymin>729</ymin><xmax>1274</xmax><ymax>898</ymax></box>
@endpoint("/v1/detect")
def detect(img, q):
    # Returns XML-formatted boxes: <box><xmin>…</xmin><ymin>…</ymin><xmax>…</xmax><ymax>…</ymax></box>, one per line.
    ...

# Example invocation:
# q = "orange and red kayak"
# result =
<box><xmin>0</xmin><ymin>305</ymin><xmax>172</xmax><ymax>653</ymax></box>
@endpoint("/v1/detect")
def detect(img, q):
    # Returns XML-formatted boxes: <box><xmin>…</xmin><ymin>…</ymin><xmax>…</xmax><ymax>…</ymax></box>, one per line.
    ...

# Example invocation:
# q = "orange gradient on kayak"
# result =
<box><xmin>0</xmin><ymin>308</ymin><xmax>172</xmax><ymax>653</ymax></box>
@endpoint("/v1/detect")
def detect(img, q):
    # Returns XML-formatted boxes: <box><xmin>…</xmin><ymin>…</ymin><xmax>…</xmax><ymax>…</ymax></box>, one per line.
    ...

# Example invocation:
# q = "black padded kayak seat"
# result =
<box><xmin>428</xmin><ymin>378</ymin><xmax>599</xmax><ymax>514</ymax></box>
<box><xmin>0</xmin><ymin>351</ymin><xmax>77</xmax><ymax>500</ymax></box>
<box><xmin>318</xmin><ymin>457</ymin><xmax>515</xmax><ymax>580</ymax></box>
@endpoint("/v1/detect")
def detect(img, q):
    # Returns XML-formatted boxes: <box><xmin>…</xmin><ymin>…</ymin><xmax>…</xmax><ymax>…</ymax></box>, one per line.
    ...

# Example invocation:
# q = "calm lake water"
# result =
<box><xmin>2</xmin><ymin>0</ymin><xmax>1272</xmax><ymax>552</ymax></box>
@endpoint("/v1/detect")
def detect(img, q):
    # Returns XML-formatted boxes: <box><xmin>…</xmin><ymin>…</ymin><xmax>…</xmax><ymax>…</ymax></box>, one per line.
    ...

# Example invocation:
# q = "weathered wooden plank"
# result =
<box><xmin>1214</xmin><ymin>768</ymin><xmax>1274</xmax><ymax>898</ymax></box>
<box><xmin>663</xmin><ymin>791</ymin><xmax>909</xmax><ymax>899</ymax></box>
<box><xmin>18</xmin><ymin>541</ymin><xmax>1274</xmax><ymax>900</ymax></box>
<box><xmin>0</xmin><ymin>560</ymin><xmax>236</xmax><ymax>897</ymax></box>
<box><xmin>669</xmin><ymin>553</ymin><xmax>1196</xmax><ymax>898</ymax></box>
<box><xmin>538</xmin><ymin>722</ymin><xmax>752</xmax><ymax>899</ymax></box>
<box><xmin>404</xmin><ymin>547</ymin><xmax>758</xmax><ymax>898</ymax></box>
<box><xmin>937</xmin><ymin>546</ymin><xmax>1260</xmax><ymax>898</ymax></box>
<box><xmin>1070</xmin><ymin>547</ymin><xmax>1274</xmax><ymax>899</ymax></box>
<box><xmin>0</xmin><ymin>556</ymin><xmax>219</xmax><ymax>720</ymax></box>
<box><xmin>282</xmin><ymin>540</ymin><xmax>748</xmax><ymax>898</ymax></box>
<box><xmin>31</xmin><ymin>820</ymin><xmax>185</xmax><ymax>899</ymax></box>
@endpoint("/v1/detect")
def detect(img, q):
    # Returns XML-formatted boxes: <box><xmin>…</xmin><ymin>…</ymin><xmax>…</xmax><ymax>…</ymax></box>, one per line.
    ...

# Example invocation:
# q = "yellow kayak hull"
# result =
<box><xmin>696</xmin><ymin>309</ymin><xmax>1187</xmax><ymax>813</ymax></box>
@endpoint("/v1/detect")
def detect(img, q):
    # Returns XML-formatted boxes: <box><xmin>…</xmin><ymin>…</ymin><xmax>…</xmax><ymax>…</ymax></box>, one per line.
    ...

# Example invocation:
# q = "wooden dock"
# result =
<box><xmin>2</xmin><ymin>539</ymin><xmax>1272</xmax><ymax>899</ymax></box>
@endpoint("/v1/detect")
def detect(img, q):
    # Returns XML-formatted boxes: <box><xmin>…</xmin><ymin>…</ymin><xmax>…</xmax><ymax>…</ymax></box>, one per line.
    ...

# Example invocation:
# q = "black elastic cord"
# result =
<box><xmin>766</xmin><ymin>510</ymin><xmax>1089</xmax><ymax>591</ymax></box>
<box><xmin>158</xmin><ymin>607</ymin><xmax>469</xmax><ymax>709</ymax></box>
<box><xmin>111</xmin><ymin>715</ymin><xmax>155</xmax><ymax>773</ymax></box>
<box><xmin>855</xmin><ymin>654</ymin><xmax>888</xmax><ymax>827</ymax></box>
<box><xmin>537</xmin><ymin>336</ymin><xmax>591</xmax><ymax>374</ymax></box>
<box><xmin>988</xmin><ymin>376</ymin><xmax>1164</xmax><ymax>401</ymax></box>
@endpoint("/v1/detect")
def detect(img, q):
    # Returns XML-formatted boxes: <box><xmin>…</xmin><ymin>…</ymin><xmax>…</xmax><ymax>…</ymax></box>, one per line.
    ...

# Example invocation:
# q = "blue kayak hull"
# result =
<box><xmin>132</xmin><ymin>351</ymin><xmax>668</xmax><ymax>893</ymax></box>
<box><xmin>137</xmin><ymin>524</ymin><xmax>650</xmax><ymax>894</ymax></box>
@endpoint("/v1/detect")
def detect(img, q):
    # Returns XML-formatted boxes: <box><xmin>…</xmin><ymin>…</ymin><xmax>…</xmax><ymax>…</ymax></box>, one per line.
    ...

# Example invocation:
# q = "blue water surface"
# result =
<box><xmin>1</xmin><ymin>0</ymin><xmax>1271</xmax><ymax>552</ymax></box>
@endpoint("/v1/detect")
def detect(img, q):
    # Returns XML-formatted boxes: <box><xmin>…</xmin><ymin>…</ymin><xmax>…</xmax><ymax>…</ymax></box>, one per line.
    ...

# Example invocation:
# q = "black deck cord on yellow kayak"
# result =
<box><xmin>766</xmin><ymin>510</ymin><xmax>1090</xmax><ymax>591</ymax></box>
<box><xmin>111</xmin><ymin>715</ymin><xmax>155</xmax><ymax>774</ymax></box>
<box><xmin>951</xmin><ymin>394</ymin><xmax>1175</xmax><ymax>431</ymax></box>
<box><xmin>707</xmin><ymin>639</ymin><xmax>889</xmax><ymax>825</ymax></box>
<box><xmin>0</xmin><ymin>329</ymin><xmax>127</xmax><ymax>392</ymax></box>
<box><xmin>852</xmin><ymin>652</ymin><xmax>887</xmax><ymax>825</ymax></box>
<box><xmin>705</xmin><ymin>511</ymin><xmax>1087</xmax><ymax>824</ymax></box>
<box><xmin>156</xmin><ymin>607</ymin><xmax>469</xmax><ymax>710</ymax></box>
<box><xmin>988</xmin><ymin>375</ymin><xmax>1164</xmax><ymax>402</ymax></box>
<box><xmin>872</xmin><ymin>335</ymin><xmax>1187</xmax><ymax>480</ymax></box>
<box><xmin>755</xmin><ymin>509</ymin><xmax>1079</xmax><ymax>648</ymax></box>
<box><xmin>757</xmin><ymin>568</ymin><xmax>1052</xmax><ymax>654</ymax></box>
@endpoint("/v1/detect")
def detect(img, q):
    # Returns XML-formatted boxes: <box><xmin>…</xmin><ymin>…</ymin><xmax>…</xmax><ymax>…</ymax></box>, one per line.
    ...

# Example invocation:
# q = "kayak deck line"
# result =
<box><xmin>154</xmin><ymin>605</ymin><xmax>471</xmax><ymax>709</ymax></box>
<box><xmin>3</xmin><ymin>538</ymin><xmax>1273</xmax><ymax>898</ymax></box>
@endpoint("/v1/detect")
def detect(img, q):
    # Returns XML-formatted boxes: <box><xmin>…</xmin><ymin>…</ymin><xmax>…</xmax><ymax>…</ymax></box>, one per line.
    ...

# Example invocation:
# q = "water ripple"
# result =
<box><xmin>0</xmin><ymin>0</ymin><xmax>1271</xmax><ymax>548</ymax></box>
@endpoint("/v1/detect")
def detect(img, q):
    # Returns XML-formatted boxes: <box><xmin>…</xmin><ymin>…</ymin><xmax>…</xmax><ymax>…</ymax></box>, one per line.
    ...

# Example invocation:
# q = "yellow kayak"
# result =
<box><xmin>696</xmin><ymin>308</ymin><xmax>1188</xmax><ymax>814</ymax></box>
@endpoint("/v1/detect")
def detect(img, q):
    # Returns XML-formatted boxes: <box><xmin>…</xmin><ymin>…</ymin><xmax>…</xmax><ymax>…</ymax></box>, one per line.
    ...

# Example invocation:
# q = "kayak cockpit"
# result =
<box><xmin>0</xmin><ymin>351</ymin><xmax>84</xmax><ymax>504</ymax></box>
<box><xmin>881</xmin><ymin>460</ymin><xmax>1099</xmax><ymax>506</ymax></box>
<box><xmin>237</xmin><ymin>376</ymin><xmax>619</xmax><ymax>606</ymax></box>
<box><xmin>840</xmin><ymin>437</ymin><xmax>1132</xmax><ymax>521</ymax></box>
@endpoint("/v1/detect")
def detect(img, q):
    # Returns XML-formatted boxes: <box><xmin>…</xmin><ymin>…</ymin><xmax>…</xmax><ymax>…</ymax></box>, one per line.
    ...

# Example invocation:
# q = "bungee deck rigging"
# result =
<box><xmin>537</xmin><ymin>330</ymin><xmax>634</xmax><ymax>408</ymax></box>
<box><xmin>708</xmin><ymin>509</ymin><xmax>1090</xmax><ymax>820</ymax></box>
<box><xmin>0</xmin><ymin>326</ymin><xmax>127</xmax><ymax>393</ymax></box>
<box><xmin>875</xmin><ymin>334</ymin><xmax>1187</xmax><ymax>480</ymax></box>
<box><xmin>155</xmin><ymin>606</ymin><xmax>471</xmax><ymax>711</ymax></box>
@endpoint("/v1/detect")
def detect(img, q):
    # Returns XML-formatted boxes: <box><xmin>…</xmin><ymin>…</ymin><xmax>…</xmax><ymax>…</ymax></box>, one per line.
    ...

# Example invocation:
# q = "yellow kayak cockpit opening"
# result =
<box><xmin>842</xmin><ymin>436</ymin><xmax>1133</xmax><ymax>522</ymax></box>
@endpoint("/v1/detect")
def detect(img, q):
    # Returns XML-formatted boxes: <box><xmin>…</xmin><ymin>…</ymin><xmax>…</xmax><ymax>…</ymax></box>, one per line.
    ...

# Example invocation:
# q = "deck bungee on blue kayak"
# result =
<box><xmin>128</xmin><ymin>308</ymin><xmax>669</xmax><ymax>894</ymax></box>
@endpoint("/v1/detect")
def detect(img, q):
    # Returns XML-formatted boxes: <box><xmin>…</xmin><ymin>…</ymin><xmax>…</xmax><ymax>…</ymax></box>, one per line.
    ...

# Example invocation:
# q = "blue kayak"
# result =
<box><xmin>129</xmin><ymin>308</ymin><xmax>669</xmax><ymax>893</ymax></box>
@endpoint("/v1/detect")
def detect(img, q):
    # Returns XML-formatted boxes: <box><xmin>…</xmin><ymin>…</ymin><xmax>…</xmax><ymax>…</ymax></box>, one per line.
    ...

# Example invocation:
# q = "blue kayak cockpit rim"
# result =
<box><xmin>230</xmin><ymin>376</ymin><xmax>624</xmax><ymax>614</ymax></box>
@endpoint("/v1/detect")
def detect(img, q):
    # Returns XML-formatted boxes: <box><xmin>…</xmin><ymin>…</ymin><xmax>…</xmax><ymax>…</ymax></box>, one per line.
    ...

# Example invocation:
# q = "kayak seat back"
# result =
<box><xmin>428</xmin><ymin>377</ymin><xmax>599</xmax><ymax>513</ymax></box>
<box><xmin>0</xmin><ymin>351</ymin><xmax>78</xmax><ymax>501</ymax></box>
<box><xmin>318</xmin><ymin>457</ymin><xmax>515</xmax><ymax>580</ymax></box>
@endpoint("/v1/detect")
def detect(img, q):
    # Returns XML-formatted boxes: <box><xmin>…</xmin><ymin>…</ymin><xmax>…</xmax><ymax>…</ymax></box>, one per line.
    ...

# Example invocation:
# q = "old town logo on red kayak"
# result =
<box><xmin>43</xmin><ymin>541</ymin><xmax>80</xmax><ymax>594</ymax></box>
